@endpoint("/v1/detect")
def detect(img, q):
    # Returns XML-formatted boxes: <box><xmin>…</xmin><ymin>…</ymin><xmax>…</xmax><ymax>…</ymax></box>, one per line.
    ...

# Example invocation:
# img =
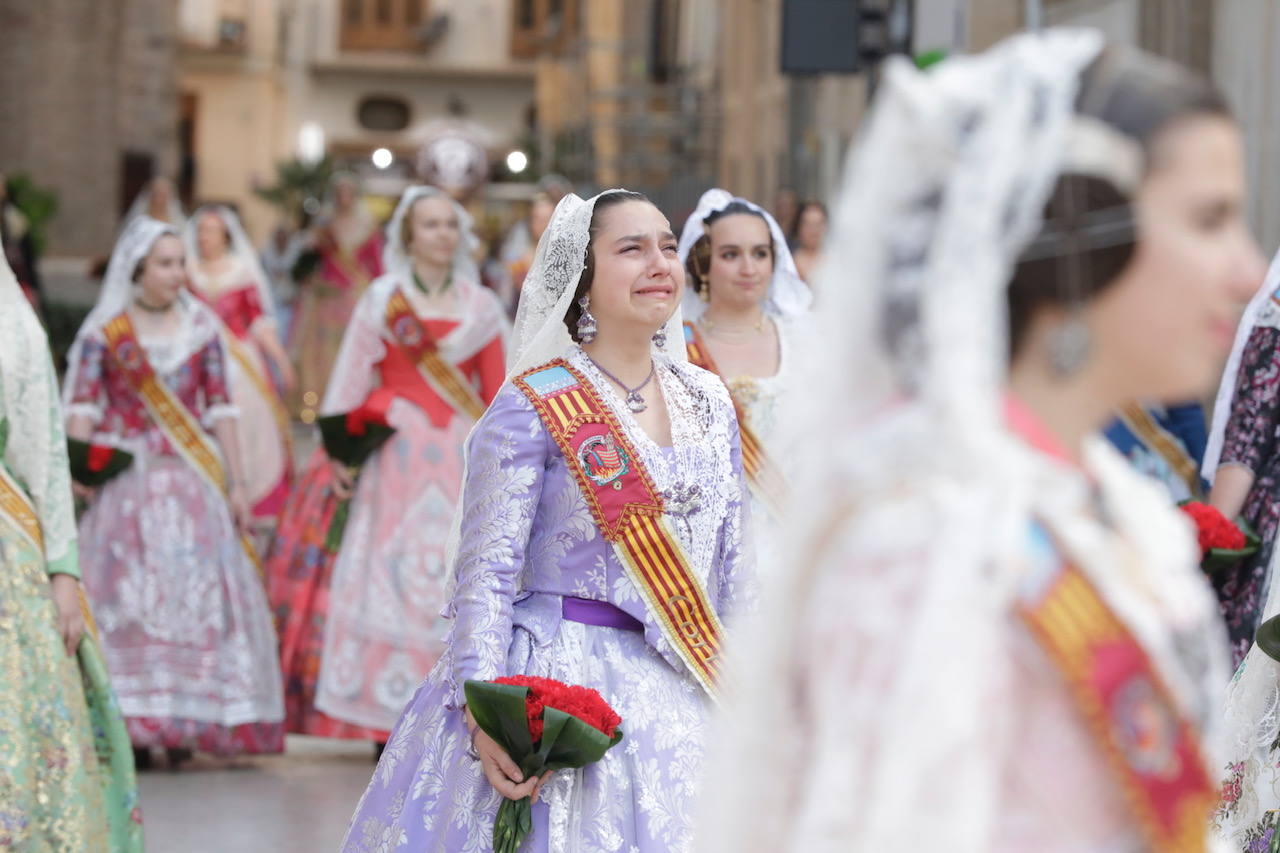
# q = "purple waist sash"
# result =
<box><xmin>561</xmin><ymin>597</ymin><xmax>644</xmax><ymax>632</ymax></box>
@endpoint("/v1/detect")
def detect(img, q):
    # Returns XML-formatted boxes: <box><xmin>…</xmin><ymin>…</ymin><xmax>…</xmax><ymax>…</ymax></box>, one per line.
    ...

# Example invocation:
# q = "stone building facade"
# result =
<box><xmin>0</xmin><ymin>0</ymin><xmax>178</xmax><ymax>257</ymax></box>
<box><xmin>177</xmin><ymin>0</ymin><xmax>536</xmax><ymax>240</ymax></box>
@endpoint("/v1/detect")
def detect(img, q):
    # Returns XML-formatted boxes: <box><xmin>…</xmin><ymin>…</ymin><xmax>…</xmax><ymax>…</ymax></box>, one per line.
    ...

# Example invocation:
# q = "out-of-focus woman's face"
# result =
<box><xmin>149</xmin><ymin>178</ymin><xmax>174</xmax><ymax>218</ymax></box>
<box><xmin>1095</xmin><ymin>116</ymin><xmax>1264</xmax><ymax>400</ymax></box>
<box><xmin>137</xmin><ymin>234</ymin><xmax>187</xmax><ymax>305</ymax></box>
<box><xmin>705</xmin><ymin>213</ymin><xmax>774</xmax><ymax>312</ymax></box>
<box><xmin>334</xmin><ymin>181</ymin><xmax>357</xmax><ymax>211</ymax></box>
<box><xmin>196</xmin><ymin>212</ymin><xmax>229</xmax><ymax>261</ymax></box>
<box><xmin>529</xmin><ymin>197</ymin><xmax>555</xmax><ymax>243</ymax></box>
<box><xmin>407</xmin><ymin>195</ymin><xmax>461</xmax><ymax>269</ymax></box>
<box><xmin>796</xmin><ymin>206</ymin><xmax>827</xmax><ymax>252</ymax></box>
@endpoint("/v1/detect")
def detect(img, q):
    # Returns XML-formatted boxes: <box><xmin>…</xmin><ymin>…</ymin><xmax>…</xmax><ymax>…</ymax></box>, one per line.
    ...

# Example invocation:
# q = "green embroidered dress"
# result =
<box><xmin>0</xmin><ymin>259</ymin><xmax>143</xmax><ymax>852</ymax></box>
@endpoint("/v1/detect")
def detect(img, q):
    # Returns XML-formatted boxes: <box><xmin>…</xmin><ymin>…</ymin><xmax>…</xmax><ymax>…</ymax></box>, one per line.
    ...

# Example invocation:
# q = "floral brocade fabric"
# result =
<box><xmin>0</xmin><ymin>521</ymin><xmax>143</xmax><ymax>852</ymax></box>
<box><xmin>1214</xmin><ymin>325</ymin><xmax>1280</xmax><ymax>666</ymax></box>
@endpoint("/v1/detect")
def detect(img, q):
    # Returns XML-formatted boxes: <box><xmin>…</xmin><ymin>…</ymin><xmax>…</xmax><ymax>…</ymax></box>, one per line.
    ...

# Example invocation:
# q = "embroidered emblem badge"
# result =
<box><xmin>392</xmin><ymin>315</ymin><xmax>423</xmax><ymax>347</ymax></box>
<box><xmin>577</xmin><ymin>432</ymin><xmax>629</xmax><ymax>490</ymax></box>
<box><xmin>1112</xmin><ymin>677</ymin><xmax>1180</xmax><ymax>778</ymax></box>
<box><xmin>114</xmin><ymin>339</ymin><xmax>144</xmax><ymax>371</ymax></box>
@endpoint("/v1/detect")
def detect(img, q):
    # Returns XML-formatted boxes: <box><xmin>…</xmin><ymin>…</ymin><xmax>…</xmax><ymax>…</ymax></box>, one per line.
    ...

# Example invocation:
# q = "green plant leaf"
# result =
<box><xmin>540</xmin><ymin>709</ymin><xmax>623</xmax><ymax>771</ymax></box>
<box><xmin>317</xmin><ymin>414</ymin><xmax>396</xmax><ymax>467</ymax></box>
<box><xmin>464</xmin><ymin>680</ymin><xmax>535</xmax><ymax>762</ymax></box>
<box><xmin>65</xmin><ymin>438</ymin><xmax>134</xmax><ymax>486</ymax></box>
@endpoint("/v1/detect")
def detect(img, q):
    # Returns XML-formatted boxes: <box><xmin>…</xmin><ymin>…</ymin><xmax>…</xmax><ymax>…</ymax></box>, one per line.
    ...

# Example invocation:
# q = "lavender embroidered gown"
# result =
<box><xmin>342</xmin><ymin>346</ymin><xmax>751</xmax><ymax>853</ymax></box>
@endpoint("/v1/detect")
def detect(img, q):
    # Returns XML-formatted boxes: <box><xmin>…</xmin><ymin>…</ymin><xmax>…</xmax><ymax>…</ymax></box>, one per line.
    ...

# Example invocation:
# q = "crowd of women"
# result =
<box><xmin>17</xmin><ymin>24</ymin><xmax>1280</xmax><ymax>853</ymax></box>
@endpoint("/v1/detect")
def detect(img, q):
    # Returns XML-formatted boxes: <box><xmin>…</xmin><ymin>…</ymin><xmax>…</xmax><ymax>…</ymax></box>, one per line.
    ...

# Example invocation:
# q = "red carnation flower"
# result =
<box><xmin>467</xmin><ymin>676</ymin><xmax>624</xmax><ymax>853</ymax></box>
<box><xmin>344</xmin><ymin>388</ymin><xmax>395</xmax><ymax>436</ymax></box>
<box><xmin>1179</xmin><ymin>501</ymin><xmax>1247</xmax><ymax>557</ymax></box>
<box><xmin>86</xmin><ymin>443</ymin><xmax>115</xmax><ymax>473</ymax></box>
<box><xmin>493</xmin><ymin>675</ymin><xmax>622</xmax><ymax>744</ymax></box>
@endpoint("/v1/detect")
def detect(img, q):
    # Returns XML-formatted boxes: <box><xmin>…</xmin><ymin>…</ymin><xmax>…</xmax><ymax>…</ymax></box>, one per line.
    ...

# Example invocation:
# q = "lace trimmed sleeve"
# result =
<box><xmin>66</xmin><ymin>336</ymin><xmax>108</xmax><ymax>423</ymax></box>
<box><xmin>200</xmin><ymin>334</ymin><xmax>239</xmax><ymax>424</ymax></box>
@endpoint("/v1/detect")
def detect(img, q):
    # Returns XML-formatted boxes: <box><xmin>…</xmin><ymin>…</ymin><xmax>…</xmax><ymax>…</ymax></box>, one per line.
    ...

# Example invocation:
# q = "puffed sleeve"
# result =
<box><xmin>201</xmin><ymin>335</ymin><xmax>238</xmax><ymax>423</ymax></box>
<box><xmin>1220</xmin><ymin>325</ymin><xmax>1280</xmax><ymax>475</ymax></box>
<box><xmin>66</xmin><ymin>337</ymin><xmax>108</xmax><ymax>424</ymax></box>
<box><xmin>463</xmin><ymin>336</ymin><xmax>508</xmax><ymax>406</ymax></box>
<box><xmin>444</xmin><ymin>383</ymin><xmax>549</xmax><ymax>707</ymax></box>
<box><xmin>456</xmin><ymin>286</ymin><xmax>510</xmax><ymax>406</ymax></box>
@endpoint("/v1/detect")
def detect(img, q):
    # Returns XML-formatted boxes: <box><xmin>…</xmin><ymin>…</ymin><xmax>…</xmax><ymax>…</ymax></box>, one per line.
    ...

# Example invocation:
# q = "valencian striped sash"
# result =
<box><xmin>102</xmin><ymin>312</ymin><xmax>262</xmax><ymax>572</ymax></box>
<box><xmin>384</xmin><ymin>288</ymin><xmax>487</xmax><ymax>421</ymax></box>
<box><xmin>515</xmin><ymin>359</ymin><xmax>725</xmax><ymax>695</ymax></box>
<box><xmin>0</xmin><ymin>459</ymin><xmax>99</xmax><ymax>641</ymax></box>
<box><xmin>1017</xmin><ymin>530</ymin><xmax>1216</xmax><ymax>853</ymax></box>
<box><xmin>683</xmin><ymin>322</ymin><xmax>786</xmax><ymax>514</ymax></box>
<box><xmin>221</xmin><ymin>331</ymin><xmax>295</xmax><ymax>464</ymax></box>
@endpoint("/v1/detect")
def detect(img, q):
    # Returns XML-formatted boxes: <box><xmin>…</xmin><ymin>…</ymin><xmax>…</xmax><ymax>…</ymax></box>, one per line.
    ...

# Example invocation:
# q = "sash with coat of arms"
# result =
<box><xmin>514</xmin><ymin>358</ymin><xmax>726</xmax><ymax>696</ymax></box>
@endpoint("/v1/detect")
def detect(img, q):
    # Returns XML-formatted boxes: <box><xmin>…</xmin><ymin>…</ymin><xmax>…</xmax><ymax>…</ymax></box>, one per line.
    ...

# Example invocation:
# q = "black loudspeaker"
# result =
<box><xmin>780</xmin><ymin>0</ymin><xmax>914</xmax><ymax>75</ymax></box>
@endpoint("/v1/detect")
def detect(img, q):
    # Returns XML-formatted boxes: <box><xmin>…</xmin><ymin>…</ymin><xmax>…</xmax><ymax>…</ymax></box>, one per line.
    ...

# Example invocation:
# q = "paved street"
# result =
<box><xmin>137</xmin><ymin>736</ymin><xmax>375</xmax><ymax>852</ymax></box>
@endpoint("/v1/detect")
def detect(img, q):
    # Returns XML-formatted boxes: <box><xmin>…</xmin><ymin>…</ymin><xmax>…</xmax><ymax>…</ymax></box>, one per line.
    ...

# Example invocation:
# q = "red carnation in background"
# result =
<box><xmin>67</xmin><ymin>438</ymin><xmax>134</xmax><ymax>487</ymax></box>
<box><xmin>1179</xmin><ymin>501</ymin><xmax>1246</xmax><ymax>557</ymax></box>
<box><xmin>86</xmin><ymin>443</ymin><xmax>116</xmax><ymax>473</ymax></box>
<box><xmin>1178</xmin><ymin>501</ymin><xmax>1257</xmax><ymax>574</ymax></box>
<box><xmin>344</xmin><ymin>387</ymin><xmax>395</xmax><ymax>436</ymax></box>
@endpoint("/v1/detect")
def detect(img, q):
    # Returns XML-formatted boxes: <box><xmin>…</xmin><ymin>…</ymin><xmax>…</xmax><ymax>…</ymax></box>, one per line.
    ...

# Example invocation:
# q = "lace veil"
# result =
<box><xmin>62</xmin><ymin>217</ymin><xmax>219</xmax><ymax>414</ymax></box>
<box><xmin>696</xmin><ymin>30</ymin><xmax>1107</xmax><ymax>851</ymax></box>
<box><xmin>183</xmin><ymin>204</ymin><xmax>279</xmax><ymax>320</ymax></box>
<box><xmin>506</xmin><ymin>190</ymin><xmax>687</xmax><ymax>380</ymax></box>
<box><xmin>676</xmin><ymin>188</ymin><xmax>812</xmax><ymax>320</ymax></box>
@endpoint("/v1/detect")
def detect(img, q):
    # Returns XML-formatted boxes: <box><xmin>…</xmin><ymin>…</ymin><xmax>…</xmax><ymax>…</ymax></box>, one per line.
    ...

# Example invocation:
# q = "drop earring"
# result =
<box><xmin>652</xmin><ymin>326</ymin><xmax>667</xmax><ymax>348</ymax></box>
<box><xmin>1047</xmin><ymin>180</ymin><xmax>1094</xmax><ymax>380</ymax></box>
<box><xmin>1047</xmin><ymin>312</ymin><xmax>1092</xmax><ymax>378</ymax></box>
<box><xmin>576</xmin><ymin>294</ymin><xmax>597</xmax><ymax>344</ymax></box>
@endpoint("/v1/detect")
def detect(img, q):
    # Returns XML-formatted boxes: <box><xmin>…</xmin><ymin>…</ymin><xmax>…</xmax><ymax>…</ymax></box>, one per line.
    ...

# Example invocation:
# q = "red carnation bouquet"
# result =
<box><xmin>1178</xmin><ymin>501</ymin><xmax>1259</xmax><ymax>572</ymax></box>
<box><xmin>318</xmin><ymin>389</ymin><xmax>397</xmax><ymax>552</ymax></box>
<box><xmin>66</xmin><ymin>437</ymin><xmax>134</xmax><ymax>487</ymax></box>
<box><xmin>465</xmin><ymin>676</ymin><xmax>624</xmax><ymax>853</ymax></box>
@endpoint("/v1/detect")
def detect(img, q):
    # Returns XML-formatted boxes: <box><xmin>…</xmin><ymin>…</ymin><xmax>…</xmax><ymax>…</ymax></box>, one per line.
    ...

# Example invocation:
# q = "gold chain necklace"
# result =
<box><xmin>700</xmin><ymin>313</ymin><xmax>765</xmax><ymax>336</ymax></box>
